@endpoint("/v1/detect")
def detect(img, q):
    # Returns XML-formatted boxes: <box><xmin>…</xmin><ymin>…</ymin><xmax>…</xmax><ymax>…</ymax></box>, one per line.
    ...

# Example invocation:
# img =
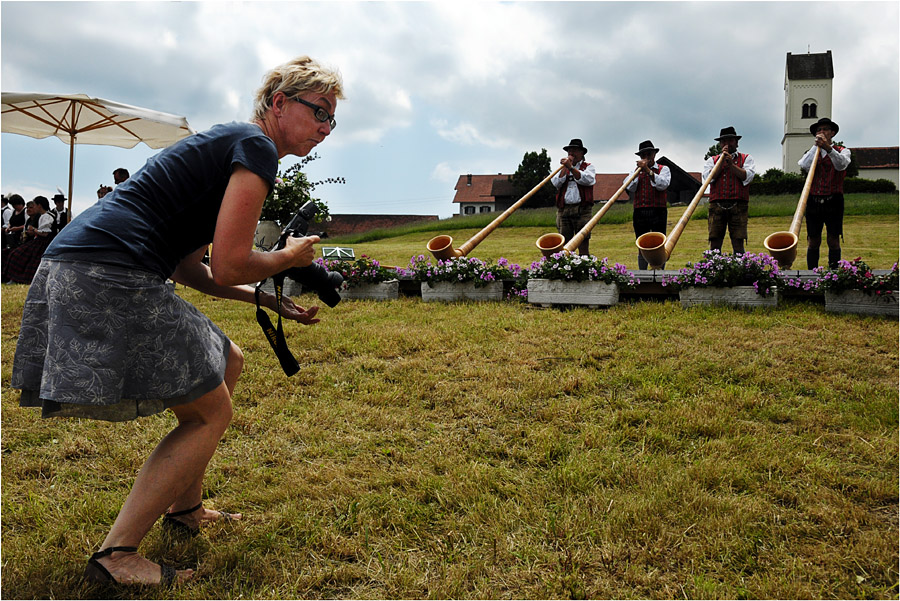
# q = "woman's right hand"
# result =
<box><xmin>283</xmin><ymin>234</ymin><xmax>321</xmax><ymax>268</ymax></box>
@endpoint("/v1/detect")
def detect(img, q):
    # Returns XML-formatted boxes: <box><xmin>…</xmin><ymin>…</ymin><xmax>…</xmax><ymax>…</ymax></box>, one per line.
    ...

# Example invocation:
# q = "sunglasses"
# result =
<box><xmin>293</xmin><ymin>98</ymin><xmax>336</xmax><ymax>130</ymax></box>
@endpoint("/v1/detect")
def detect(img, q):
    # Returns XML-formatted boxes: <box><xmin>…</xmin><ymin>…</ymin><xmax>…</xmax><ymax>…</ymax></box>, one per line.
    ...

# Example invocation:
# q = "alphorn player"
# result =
<box><xmin>626</xmin><ymin>140</ymin><xmax>671</xmax><ymax>269</ymax></box>
<box><xmin>551</xmin><ymin>138</ymin><xmax>596</xmax><ymax>256</ymax></box>
<box><xmin>702</xmin><ymin>126</ymin><xmax>756</xmax><ymax>254</ymax></box>
<box><xmin>799</xmin><ymin>117</ymin><xmax>851</xmax><ymax>269</ymax></box>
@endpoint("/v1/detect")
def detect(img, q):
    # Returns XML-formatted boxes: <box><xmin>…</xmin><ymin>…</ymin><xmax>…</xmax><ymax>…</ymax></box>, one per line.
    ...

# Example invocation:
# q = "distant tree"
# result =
<box><xmin>760</xmin><ymin>167</ymin><xmax>785</xmax><ymax>181</ymax></box>
<box><xmin>510</xmin><ymin>148</ymin><xmax>555</xmax><ymax>209</ymax></box>
<box><xmin>704</xmin><ymin>143</ymin><xmax>722</xmax><ymax>160</ymax></box>
<box><xmin>259</xmin><ymin>153</ymin><xmax>344</xmax><ymax>226</ymax></box>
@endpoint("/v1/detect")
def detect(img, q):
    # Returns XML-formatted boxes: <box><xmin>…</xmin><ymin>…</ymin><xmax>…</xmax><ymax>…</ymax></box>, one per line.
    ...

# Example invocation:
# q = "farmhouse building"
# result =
<box><xmin>851</xmin><ymin>147</ymin><xmax>900</xmax><ymax>187</ymax></box>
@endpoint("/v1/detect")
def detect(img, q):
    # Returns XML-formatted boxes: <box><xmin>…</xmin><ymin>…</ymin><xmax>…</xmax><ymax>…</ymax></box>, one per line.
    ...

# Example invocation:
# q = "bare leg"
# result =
<box><xmin>92</xmin><ymin>343</ymin><xmax>242</xmax><ymax>585</ymax></box>
<box><xmin>168</xmin><ymin>344</ymin><xmax>244</xmax><ymax>527</ymax></box>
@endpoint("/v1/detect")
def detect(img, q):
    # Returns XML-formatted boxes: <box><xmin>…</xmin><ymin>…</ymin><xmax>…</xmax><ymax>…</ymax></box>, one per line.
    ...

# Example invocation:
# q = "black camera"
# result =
<box><xmin>273</xmin><ymin>201</ymin><xmax>343</xmax><ymax>307</ymax></box>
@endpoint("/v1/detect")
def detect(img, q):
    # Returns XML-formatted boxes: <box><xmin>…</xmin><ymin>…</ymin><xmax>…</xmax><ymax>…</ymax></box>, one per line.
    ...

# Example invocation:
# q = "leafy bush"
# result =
<box><xmin>260</xmin><ymin>155</ymin><xmax>343</xmax><ymax>227</ymax></box>
<box><xmin>662</xmin><ymin>250</ymin><xmax>783</xmax><ymax>297</ymax></box>
<box><xmin>527</xmin><ymin>252</ymin><xmax>638</xmax><ymax>288</ymax></box>
<box><xmin>843</xmin><ymin>178</ymin><xmax>897</xmax><ymax>193</ymax></box>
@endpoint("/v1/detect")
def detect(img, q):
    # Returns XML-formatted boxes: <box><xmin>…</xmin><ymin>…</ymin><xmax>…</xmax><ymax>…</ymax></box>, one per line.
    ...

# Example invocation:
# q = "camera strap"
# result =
<box><xmin>254</xmin><ymin>275</ymin><xmax>300</xmax><ymax>376</ymax></box>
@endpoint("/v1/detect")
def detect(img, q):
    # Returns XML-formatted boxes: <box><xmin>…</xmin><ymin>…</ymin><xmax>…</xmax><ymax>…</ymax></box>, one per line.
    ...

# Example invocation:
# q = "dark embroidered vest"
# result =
<box><xmin>810</xmin><ymin>146</ymin><xmax>847</xmax><ymax>196</ymax></box>
<box><xmin>710</xmin><ymin>153</ymin><xmax>750</xmax><ymax>202</ymax></box>
<box><xmin>632</xmin><ymin>164</ymin><xmax>668</xmax><ymax>208</ymax></box>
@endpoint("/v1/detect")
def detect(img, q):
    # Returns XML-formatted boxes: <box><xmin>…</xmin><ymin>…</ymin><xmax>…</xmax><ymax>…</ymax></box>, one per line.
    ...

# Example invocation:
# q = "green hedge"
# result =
<box><xmin>750</xmin><ymin>174</ymin><xmax>896</xmax><ymax>195</ymax></box>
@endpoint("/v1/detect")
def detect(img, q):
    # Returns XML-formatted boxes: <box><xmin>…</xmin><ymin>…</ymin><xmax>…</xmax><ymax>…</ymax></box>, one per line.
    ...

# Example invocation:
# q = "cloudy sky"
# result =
<box><xmin>2</xmin><ymin>1</ymin><xmax>898</xmax><ymax>219</ymax></box>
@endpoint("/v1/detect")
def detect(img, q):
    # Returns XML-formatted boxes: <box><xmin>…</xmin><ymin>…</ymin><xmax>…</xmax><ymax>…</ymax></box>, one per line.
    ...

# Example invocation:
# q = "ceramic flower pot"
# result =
<box><xmin>526</xmin><ymin>279</ymin><xmax>619</xmax><ymax>308</ymax></box>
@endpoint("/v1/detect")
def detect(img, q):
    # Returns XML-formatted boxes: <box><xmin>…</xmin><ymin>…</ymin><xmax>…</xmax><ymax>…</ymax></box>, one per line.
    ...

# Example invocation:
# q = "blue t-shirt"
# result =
<box><xmin>46</xmin><ymin>122</ymin><xmax>278</xmax><ymax>278</ymax></box>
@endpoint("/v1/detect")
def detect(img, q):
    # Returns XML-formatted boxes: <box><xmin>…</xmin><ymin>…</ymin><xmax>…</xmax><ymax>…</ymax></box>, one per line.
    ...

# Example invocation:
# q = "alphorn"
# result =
<box><xmin>636</xmin><ymin>153</ymin><xmax>727</xmax><ymax>269</ymax></box>
<box><xmin>763</xmin><ymin>148</ymin><xmax>820</xmax><ymax>268</ymax></box>
<box><xmin>427</xmin><ymin>166</ymin><xmax>564</xmax><ymax>261</ymax></box>
<box><xmin>536</xmin><ymin>168</ymin><xmax>641</xmax><ymax>257</ymax></box>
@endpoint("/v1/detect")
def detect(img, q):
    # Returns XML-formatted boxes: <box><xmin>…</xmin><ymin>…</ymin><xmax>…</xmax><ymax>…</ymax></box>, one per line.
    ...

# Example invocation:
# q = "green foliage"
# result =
<box><xmin>259</xmin><ymin>154</ymin><xmax>344</xmax><ymax>227</ymax></box>
<box><xmin>844</xmin><ymin>177</ymin><xmax>897</xmax><ymax>193</ymax></box>
<box><xmin>510</xmin><ymin>148</ymin><xmax>555</xmax><ymax>209</ymax></box>
<box><xmin>527</xmin><ymin>252</ymin><xmax>638</xmax><ymax>288</ymax></box>
<box><xmin>814</xmin><ymin>257</ymin><xmax>899</xmax><ymax>295</ymax></box>
<box><xmin>320</xmin><ymin>255</ymin><xmax>396</xmax><ymax>288</ymax></box>
<box><xmin>407</xmin><ymin>255</ymin><xmax>523</xmax><ymax>287</ymax></box>
<box><xmin>750</xmin><ymin>169</ymin><xmax>805</xmax><ymax>195</ymax></box>
<box><xmin>662</xmin><ymin>250</ymin><xmax>784</xmax><ymax>296</ymax></box>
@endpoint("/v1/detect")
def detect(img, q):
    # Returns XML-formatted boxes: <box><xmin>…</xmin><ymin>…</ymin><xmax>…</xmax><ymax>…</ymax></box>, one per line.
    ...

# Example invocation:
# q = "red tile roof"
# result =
<box><xmin>453</xmin><ymin>174</ymin><xmax>507</xmax><ymax>203</ymax></box>
<box><xmin>852</xmin><ymin>147</ymin><xmax>899</xmax><ymax>169</ymax></box>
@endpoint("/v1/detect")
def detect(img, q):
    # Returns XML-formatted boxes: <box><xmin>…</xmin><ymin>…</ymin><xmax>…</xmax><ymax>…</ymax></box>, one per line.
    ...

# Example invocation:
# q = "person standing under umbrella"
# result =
<box><xmin>11</xmin><ymin>55</ymin><xmax>343</xmax><ymax>586</ymax></box>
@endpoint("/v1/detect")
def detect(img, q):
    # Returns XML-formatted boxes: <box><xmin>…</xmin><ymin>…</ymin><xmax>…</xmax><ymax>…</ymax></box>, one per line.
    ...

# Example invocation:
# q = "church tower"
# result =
<box><xmin>782</xmin><ymin>50</ymin><xmax>834</xmax><ymax>173</ymax></box>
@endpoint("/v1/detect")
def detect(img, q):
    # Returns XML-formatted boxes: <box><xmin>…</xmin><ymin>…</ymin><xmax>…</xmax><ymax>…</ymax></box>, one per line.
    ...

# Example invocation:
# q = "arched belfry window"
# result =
<box><xmin>802</xmin><ymin>100</ymin><xmax>818</xmax><ymax>119</ymax></box>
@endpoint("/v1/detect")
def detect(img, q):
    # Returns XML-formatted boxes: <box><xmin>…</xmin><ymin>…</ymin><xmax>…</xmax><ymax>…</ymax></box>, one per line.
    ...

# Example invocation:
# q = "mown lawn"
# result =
<box><xmin>2</xmin><ymin>280</ymin><xmax>898</xmax><ymax>599</ymax></box>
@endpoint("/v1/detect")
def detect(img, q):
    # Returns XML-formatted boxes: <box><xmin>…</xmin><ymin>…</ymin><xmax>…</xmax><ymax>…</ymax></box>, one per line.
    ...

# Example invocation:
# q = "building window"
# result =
<box><xmin>464</xmin><ymin>206</ymin><xmax>475</xmax><ymax>215</ymax></box>
<box><xmin>802</xmin><ymin>101</ymin><xmax>817</xmax><ymax>119</ymax></box>
<box><xmin>479</xmin><ymin>206</ymin><xmax>492</xmax><ymax>213</ymax></box>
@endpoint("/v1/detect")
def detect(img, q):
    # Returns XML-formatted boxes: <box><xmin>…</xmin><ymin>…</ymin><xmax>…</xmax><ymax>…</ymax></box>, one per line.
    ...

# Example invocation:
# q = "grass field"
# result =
<box><xmin>1</xmin><ymin>194</ymin><xmax>898</xmax><ymax>599</ymax></box>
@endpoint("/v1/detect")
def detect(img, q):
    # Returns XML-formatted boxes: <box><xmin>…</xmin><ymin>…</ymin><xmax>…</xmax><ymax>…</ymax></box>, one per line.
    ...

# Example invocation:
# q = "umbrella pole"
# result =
<box><xmin>67</xmin><ymin>135</ymin><xmax>75</xmax><ymax>216</ymax></box>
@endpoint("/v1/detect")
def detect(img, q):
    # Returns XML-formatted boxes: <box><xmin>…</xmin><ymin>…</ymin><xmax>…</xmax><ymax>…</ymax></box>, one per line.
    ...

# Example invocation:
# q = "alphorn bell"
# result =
<box><xmin>636</xmin><ymin>153</ymin><xmax>728</xmax><ymax>269</ymax></box>
<box><xmin>427</xmin><ymin>166</ymin><xmax>564</xmax><ymax>261</ymax></box>
<box><xmin>536</xmin><ymin>168</ymin><xmax>641</xmax><ymax>257</ymax></box>
<box><xmin>763</xmin><ymin>148</ymin><xmax>820</xmax><ymax>268</ymax></box>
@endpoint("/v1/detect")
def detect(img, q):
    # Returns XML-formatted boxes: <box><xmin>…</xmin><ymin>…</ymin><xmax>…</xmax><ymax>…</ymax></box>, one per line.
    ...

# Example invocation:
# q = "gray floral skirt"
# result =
<box><xmin>12</xmin><ymin>258</ymin><xmax>231</xmax><ymax>422</ymax></box>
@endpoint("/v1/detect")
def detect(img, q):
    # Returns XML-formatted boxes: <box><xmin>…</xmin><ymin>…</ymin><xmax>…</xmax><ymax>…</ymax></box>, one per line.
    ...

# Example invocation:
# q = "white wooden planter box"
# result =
<box><xmin>421</xmin><ymin>281</ymin><xmax>504</xmax><ymax>302</ymax></box>
<box><xmin>339</xmin><ymin>280</ymin><xmax>399</xmax><ymax>301</ymax></box>
<box><xmin>526</xmin><ymin>279</ymin><xmax>619</xmax><ymax>308</ymax></box>
<box><xmin>679</xmin><ymin>286</ymin><xmax>779</xmax><ymax>309</ymax></box>
<box><xmin>824</xmin><ymin>290</ymin><xmax>899</xmax><ymax>318</ymax></box>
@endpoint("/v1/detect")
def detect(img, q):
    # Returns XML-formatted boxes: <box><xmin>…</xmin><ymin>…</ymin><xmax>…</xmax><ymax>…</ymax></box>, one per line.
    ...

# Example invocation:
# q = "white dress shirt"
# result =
<box><xmin>625</xmin><ymin>163</ymin><xmax>671</xmax><ymax>192</ymax></box>
<box><xmin>798</xmin><ymin>144</ymin><xmax>852</xmax><ymax>172</ymax></box>
<box><xmin>702</xmin><ymin>153</ymin><xmax>756</xmax><ymax>186</ymax></box>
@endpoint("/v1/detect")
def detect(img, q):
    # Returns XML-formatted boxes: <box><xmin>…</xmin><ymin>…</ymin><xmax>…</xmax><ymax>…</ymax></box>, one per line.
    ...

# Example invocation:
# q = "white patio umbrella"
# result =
<box><xmin>1</xmin><ymin>92</ymin><xmax>195</xmax><ymax>214</ymax></box>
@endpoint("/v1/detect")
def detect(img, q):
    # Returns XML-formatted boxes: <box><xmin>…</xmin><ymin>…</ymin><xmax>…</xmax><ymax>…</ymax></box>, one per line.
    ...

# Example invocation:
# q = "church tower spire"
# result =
<box><xmin>782</xmin><ymin>50</ymin><xmax>834</xmax><ymax>173</ymax></box>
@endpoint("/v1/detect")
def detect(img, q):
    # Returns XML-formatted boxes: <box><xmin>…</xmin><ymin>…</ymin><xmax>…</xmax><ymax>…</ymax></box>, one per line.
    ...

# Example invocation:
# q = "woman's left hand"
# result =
<box><xmin>267</xmin><ymin>293</ymin><xmax>320</xmax><ymax>325</ymax></box>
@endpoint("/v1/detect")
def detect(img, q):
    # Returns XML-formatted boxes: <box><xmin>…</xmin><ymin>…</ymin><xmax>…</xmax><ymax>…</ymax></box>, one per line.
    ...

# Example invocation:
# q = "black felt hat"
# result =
<box><xmin>809</xmin><ymin>117</ymin><xmax>839</xmax><ymax>135</ymax></box>
<box><xmin>714</xmin><ymin>126</ymin><xmax>742</xmax><ymax>141</ymax></box>
<box><xmin>635</xmin><ymin>140</ymin><xmax>659</xmax><ymax>156</ymax></box>
<box><xmin>563</xmin><ymin>138</ymin><xmax>587</xmax><ymax>154</ymax></box>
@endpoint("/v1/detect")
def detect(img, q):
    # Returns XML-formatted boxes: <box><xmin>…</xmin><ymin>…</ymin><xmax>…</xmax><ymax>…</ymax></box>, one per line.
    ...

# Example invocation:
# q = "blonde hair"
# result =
<box><xmin>252</xmin><ymin>56</ymin><xmax>345</xmax><ymax>121</ymax></box>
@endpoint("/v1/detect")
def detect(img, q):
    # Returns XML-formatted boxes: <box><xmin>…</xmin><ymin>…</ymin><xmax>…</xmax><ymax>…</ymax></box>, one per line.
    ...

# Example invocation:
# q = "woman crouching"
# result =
<box><xmin>10</xmin><ymin>56</ymin><xmax>344</xmax><ymax>586</ymax></box>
